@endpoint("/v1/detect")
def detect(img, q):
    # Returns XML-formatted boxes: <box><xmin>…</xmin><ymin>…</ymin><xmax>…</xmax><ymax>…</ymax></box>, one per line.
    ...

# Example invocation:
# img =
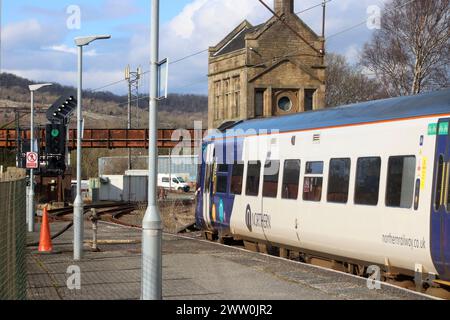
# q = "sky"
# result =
<box><xmin>0</xmin><ymin>0</ymin><xmax>389</xmax><ymax>96</ymax></box>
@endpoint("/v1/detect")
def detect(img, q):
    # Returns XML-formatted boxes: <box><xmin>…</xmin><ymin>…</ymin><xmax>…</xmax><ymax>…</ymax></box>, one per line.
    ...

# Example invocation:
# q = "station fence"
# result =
<box><xmin>0</xmin><ymin>178</ymin><xmax>27</xmax><ymax>300</ymax></box>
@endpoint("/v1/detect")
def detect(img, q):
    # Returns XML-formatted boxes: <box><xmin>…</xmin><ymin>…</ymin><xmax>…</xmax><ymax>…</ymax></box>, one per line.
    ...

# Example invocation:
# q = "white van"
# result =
<box><xmin>157</xmin><ymin>174</ymin><xmax>190</xmax><ymax>192</ymax></box>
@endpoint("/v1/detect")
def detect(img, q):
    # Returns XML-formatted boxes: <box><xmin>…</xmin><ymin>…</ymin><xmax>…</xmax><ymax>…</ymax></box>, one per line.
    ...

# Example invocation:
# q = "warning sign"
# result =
<box><xmin>26</xmin><ymin>152</ymin><xmax>38</xmax><ymax>169</ymax></box>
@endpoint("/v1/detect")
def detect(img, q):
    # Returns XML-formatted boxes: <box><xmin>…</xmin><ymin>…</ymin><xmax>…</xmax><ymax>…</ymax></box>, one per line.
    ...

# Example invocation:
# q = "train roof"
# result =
<box><xmin>208</xmin><ymin>88</ymin><xmax>450</xmax><ymax>140</ymax></box>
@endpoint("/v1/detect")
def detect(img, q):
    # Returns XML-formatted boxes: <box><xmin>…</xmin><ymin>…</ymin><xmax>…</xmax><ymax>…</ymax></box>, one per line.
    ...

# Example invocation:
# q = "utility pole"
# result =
<box><xmin>125</xmin><ymin>65</ymin><xmax>141</xmax><ymax>171</ymax></box>
<box><xmin>136</xmin><ymin>73</ymin><xmax>140</xmax><ymax>129</ymax></box>
<box><xmin>321</xmin><ymin>0</ymin><xmax>327</xmax><ymax>64</ymax></box>
<box><xmin>141</xmin><ymin>0</ymin><xmax>162</xmax><ymax>300</ymax></box>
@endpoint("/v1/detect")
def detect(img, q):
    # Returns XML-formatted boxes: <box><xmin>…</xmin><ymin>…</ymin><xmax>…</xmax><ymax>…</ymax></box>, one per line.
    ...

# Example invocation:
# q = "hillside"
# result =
<box><xmin>0</xmin><ymin>73</ymin><xmax>208</xmax><ymax>129</ymax></box>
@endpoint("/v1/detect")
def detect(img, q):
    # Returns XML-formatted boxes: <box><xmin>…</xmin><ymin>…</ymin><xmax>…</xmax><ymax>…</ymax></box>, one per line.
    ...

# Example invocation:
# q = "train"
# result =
<box><xmin>195</xmin><ymin>88</ymin><xmax>450</xmax><ymax>291</ymax></box>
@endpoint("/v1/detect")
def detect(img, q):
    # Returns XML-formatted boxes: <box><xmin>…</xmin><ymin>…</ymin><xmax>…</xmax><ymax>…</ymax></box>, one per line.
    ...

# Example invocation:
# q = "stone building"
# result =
<box><xmin>208</xmin><ymin>0</ymin><xmax>326</xmax><ymax>129</ymax></box>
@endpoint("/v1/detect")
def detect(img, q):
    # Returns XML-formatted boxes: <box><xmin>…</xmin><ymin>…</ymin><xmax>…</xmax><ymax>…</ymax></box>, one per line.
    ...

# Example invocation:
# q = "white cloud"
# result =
<box><xmin>344</xmin><ymin>44</ymin><xmax>360</xmax><ymax>63</ymax></box>
<box><xmin>2</xmin><ymin>0</ymin><xmax>391</xmax><ymax>95</ymax></box>
<box><xmin>126</xmin><ymin>0</ymin><xmax>273</xmax><ymax>93</ymax></box>
<box><xmin>167</xmin><ymin>0</ymin><xmax>209</xmax><ymax>39</ymax></box>
<box><xmin>153</xmin><ymin>0</ymin><xmax>386</xmax><ymax>92</ymax></box>
<box><xmin>43</xmin><ymin>44</ymin><xmax>98</xmax><ymax>57</ymax></box>
<box><xmin>1</xmin><ymin>19</ymin><xmax>62</xmax><ymax>49</ymax></box>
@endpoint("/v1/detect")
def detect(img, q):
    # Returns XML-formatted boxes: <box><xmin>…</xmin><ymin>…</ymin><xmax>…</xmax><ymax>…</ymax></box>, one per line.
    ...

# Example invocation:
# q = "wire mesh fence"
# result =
<box><xmin>0</xmin><ymin>178</ymin><xmax>27</xmax><ymax>300</ymax></box>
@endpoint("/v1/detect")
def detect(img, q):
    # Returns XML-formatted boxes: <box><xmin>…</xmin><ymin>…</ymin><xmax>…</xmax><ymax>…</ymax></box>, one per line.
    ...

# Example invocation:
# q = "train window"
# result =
<box><xmin>305</xmin><ymin>162</ymin><xmax>323</xmax><ymax>174</ymax></box>
<box><xmin>246</xmin><ymin>161</ymin><xmax>261</xmax><ymax>196</ymax></box>
<box><xmin>282</xmin><ymin>160</ymin><xmax>301</xmax><ymax>200</ymax></box>
<box><xmin>434</xmin><ymin>155</ymin><xmax>444</xmax><ymax>210</ymax></box>
<box><xmin>327</xmin><ymin>158</ymin><xmax>351</xmax><ymax>203</ymax></box>
<box><xmin>216</xmin><ymin>175</ymin><xmax>228</xmax><ymax>194</ymax></box>
<box><xmin>230</xmin><ymin>163</ymin><xmax>244</xmax><ymax>195</ymax></box>
<box><xmin>386</xmin><ymin>156</ymin><xmax>416</xmax><ymax>209</ymax></box>
<box><xmin>303</xmin><ymin>161</ymin><xmax>324</xmax><ymax>202</ymax></box>
<box><xmin>354</xmin><ymin>157</ymin><xmax>381</xmax><ymax>206</ymax></box>
<box><xmin>263</xmin><ymin>160</ymin><xmax>280</xmax><ymax>198</ymax></box>
<box><xmin>303</xmin><ymin>177</ymin><xmax>323</xmax><ymax>202</ymax></box>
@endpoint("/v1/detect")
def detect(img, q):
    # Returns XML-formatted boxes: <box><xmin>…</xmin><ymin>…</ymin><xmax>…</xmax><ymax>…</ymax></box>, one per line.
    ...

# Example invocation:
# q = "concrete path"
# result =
<box><xmin>26</xmin><ymin>221</ymin><xmax>431</xmax><ymax>300</ymax></box>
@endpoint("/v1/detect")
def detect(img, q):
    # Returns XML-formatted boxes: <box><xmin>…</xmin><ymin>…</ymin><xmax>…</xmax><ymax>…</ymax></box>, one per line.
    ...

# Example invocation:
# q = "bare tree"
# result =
<box><xmin>326</xmin><ymin>53</ymin><xmax>386</xmax><ymax>107</ymax></box>
<box><xmin>361</xmin><ymin>0</ymin><xmax>450</xmax><ymax>96</ymax></box>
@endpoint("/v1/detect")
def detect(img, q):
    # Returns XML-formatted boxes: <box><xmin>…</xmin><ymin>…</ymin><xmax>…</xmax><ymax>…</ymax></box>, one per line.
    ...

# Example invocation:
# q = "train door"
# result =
<box><xmin>210</xmin><ymin>140</ymin><xmax>235</xmax><ymax>230</ymax></box>
<box><xmin>203</xmin><ymin>143</ymin><xmax>215</xmax><ymax>229</ymax></box>
<box><xmin>431</xmin><ymin>119</ymin><xmax>450</xmax><ymax>279</ymax></box>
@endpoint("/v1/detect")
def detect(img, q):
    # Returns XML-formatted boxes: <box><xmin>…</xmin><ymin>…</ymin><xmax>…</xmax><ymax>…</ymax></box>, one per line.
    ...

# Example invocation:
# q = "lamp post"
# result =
<box><xmin>141</xmin><ymin>0</ymin><xmax>162</xmax><ymax>300</ymax></box>
<box><xmin>73</xmin><ymin>35</ymin><xmax>111</xmax><ymax>261</ymax></box>
<box><xmin>28</xmin><ymin>83</ymin><xmax>52</xmax><ymax>233</ymax></box>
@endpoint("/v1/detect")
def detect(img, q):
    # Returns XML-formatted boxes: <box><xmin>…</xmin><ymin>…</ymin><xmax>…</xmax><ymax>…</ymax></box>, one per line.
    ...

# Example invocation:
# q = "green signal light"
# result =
<box><xmin>51</xmin><ymin>128</ymin><xmax>60</xmax><ymax>138</ymax></box>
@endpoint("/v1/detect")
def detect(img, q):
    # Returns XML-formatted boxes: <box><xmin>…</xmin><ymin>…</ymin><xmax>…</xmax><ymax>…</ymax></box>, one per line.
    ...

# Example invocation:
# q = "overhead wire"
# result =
<box><xmin>248</xmin><ymin>0</ymin><xmax>420</xmax><ymax>70</ymax></box>
<box><xmin>326</xmin><ymin>0</ymin><xmax>419</xmax><ymax>40</ymax></box>
<box><xmin>88</xmin><ymin>0</ymin><xmax>331</xmax><ymax>95</ymax></box>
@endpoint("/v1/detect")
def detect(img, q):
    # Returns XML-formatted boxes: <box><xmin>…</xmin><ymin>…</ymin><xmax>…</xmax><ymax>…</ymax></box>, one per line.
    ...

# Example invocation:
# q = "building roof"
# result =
<box><xmin>206</xmin><ymin>89</ymin><xmax>450</xmax><ymax>140</ymax></box>
<box><xmin>212</xmin><ymin>10</ymin><xmax>321</xmax><ymax>58</ymax></box>
<box><xmin>214</xmin><ymin>24</ymin><xmax>264</xmax><ymax>57</ymax></box>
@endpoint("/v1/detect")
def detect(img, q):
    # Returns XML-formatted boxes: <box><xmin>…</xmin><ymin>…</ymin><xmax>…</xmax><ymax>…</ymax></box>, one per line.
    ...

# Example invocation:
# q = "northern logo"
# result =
<box><xmin>245</xmin><ymin>205</ymin><xmax>271</xmax><ymax>232</ymax></box>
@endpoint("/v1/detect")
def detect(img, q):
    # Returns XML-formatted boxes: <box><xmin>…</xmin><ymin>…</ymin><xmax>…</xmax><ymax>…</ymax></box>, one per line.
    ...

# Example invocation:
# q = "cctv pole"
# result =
<box><xmin>141</xmin><ymin>0</ymin><xmax>162</xmax><ymax>300</ymax></box>
<box><xmin>74</xmin><ymin>44</ymin><xmax>84</xmax><ymax>261</ymax></box>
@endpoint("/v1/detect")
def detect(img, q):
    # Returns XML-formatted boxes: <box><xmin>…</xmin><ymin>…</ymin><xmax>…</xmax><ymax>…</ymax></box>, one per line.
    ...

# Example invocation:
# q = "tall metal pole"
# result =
<box><xmin>74</xmin><ymin>45</ymin><xmax>84</xmax><ymax>261</ymax></box>
<box><xmin>321</xmin><ymin>0</ymin><xmax>326</xmax><ymax>65</ymax></box>
<box><xmin>127</xmin><ymin>71</ymin><xmax>132</xmax><ymax>171</ymax></box>
<box><xmin>28</xmin><ymin>90</ymin><xmax>35</xmax><ymax>232</ymax></box>
<box><xmin>321</xmin><ymin>0</ymin><xmax>326</xmax><ymax>39</ymax></box>
<box><xmin>136</xmin><ymin>72</ymin><xmax>140</xmax><ymax>129</ymax></box>
<box><xmin>72</xmin><ymin>35</ymin><xmax>110</xmax><ymax>260</ymax></box>
<box><xmin>141</xmin><ymin>0</ymin><xmax>162</xmax><ymax>300</ymax></box>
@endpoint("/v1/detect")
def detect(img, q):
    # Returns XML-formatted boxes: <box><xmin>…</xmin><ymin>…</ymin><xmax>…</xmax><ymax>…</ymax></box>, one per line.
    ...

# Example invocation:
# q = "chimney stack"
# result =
<box><xmin>274</xmin><ymin>0</ymin><xmax>294</xmax><ymax>15</ymax></box>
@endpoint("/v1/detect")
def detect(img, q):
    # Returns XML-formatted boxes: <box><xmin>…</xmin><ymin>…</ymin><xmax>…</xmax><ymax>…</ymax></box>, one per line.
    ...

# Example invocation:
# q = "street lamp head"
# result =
<box><xmin>74</xmin><ymin>35</ymin><xmax>111</xmax><ymax>47</ymax></box>
<box><xmin>29</xmin><ymin>83</ymin><xmax>53</xmax><ymax>92</ymax></box>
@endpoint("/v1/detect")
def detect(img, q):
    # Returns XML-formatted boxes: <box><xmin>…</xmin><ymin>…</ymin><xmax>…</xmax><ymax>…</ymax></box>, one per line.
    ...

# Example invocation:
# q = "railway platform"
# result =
<box><xmin>26</xmin><ymin>221</ymin><xmax>433</xmax><ymax>300</ymax></box>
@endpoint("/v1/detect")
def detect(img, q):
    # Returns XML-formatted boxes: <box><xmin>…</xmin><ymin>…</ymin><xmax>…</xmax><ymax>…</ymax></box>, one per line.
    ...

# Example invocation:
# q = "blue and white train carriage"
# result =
<box><xmin>195</xmin><ymin>89</ymin><xmax>450</xmax><ymax>285</ymax></box>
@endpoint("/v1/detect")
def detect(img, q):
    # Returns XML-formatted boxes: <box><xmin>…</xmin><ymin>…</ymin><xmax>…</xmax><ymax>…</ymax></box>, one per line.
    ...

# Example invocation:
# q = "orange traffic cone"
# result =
<box><xmin>38</xmin><ymin>205</ymin><xmax>53</xmax><ymax>253</ymax></box>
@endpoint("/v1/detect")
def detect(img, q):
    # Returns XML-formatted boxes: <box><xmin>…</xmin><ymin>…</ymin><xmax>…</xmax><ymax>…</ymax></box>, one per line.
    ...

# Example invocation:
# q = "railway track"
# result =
<box><xmin>30</xmin><ymin>202</ymin><xmax>142</xmax><ymax>245</ymax></box>
<box><xmin>47</xmin><ymin>202</ymin><xmax>136</xmax><ymax>217</ymax></box>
